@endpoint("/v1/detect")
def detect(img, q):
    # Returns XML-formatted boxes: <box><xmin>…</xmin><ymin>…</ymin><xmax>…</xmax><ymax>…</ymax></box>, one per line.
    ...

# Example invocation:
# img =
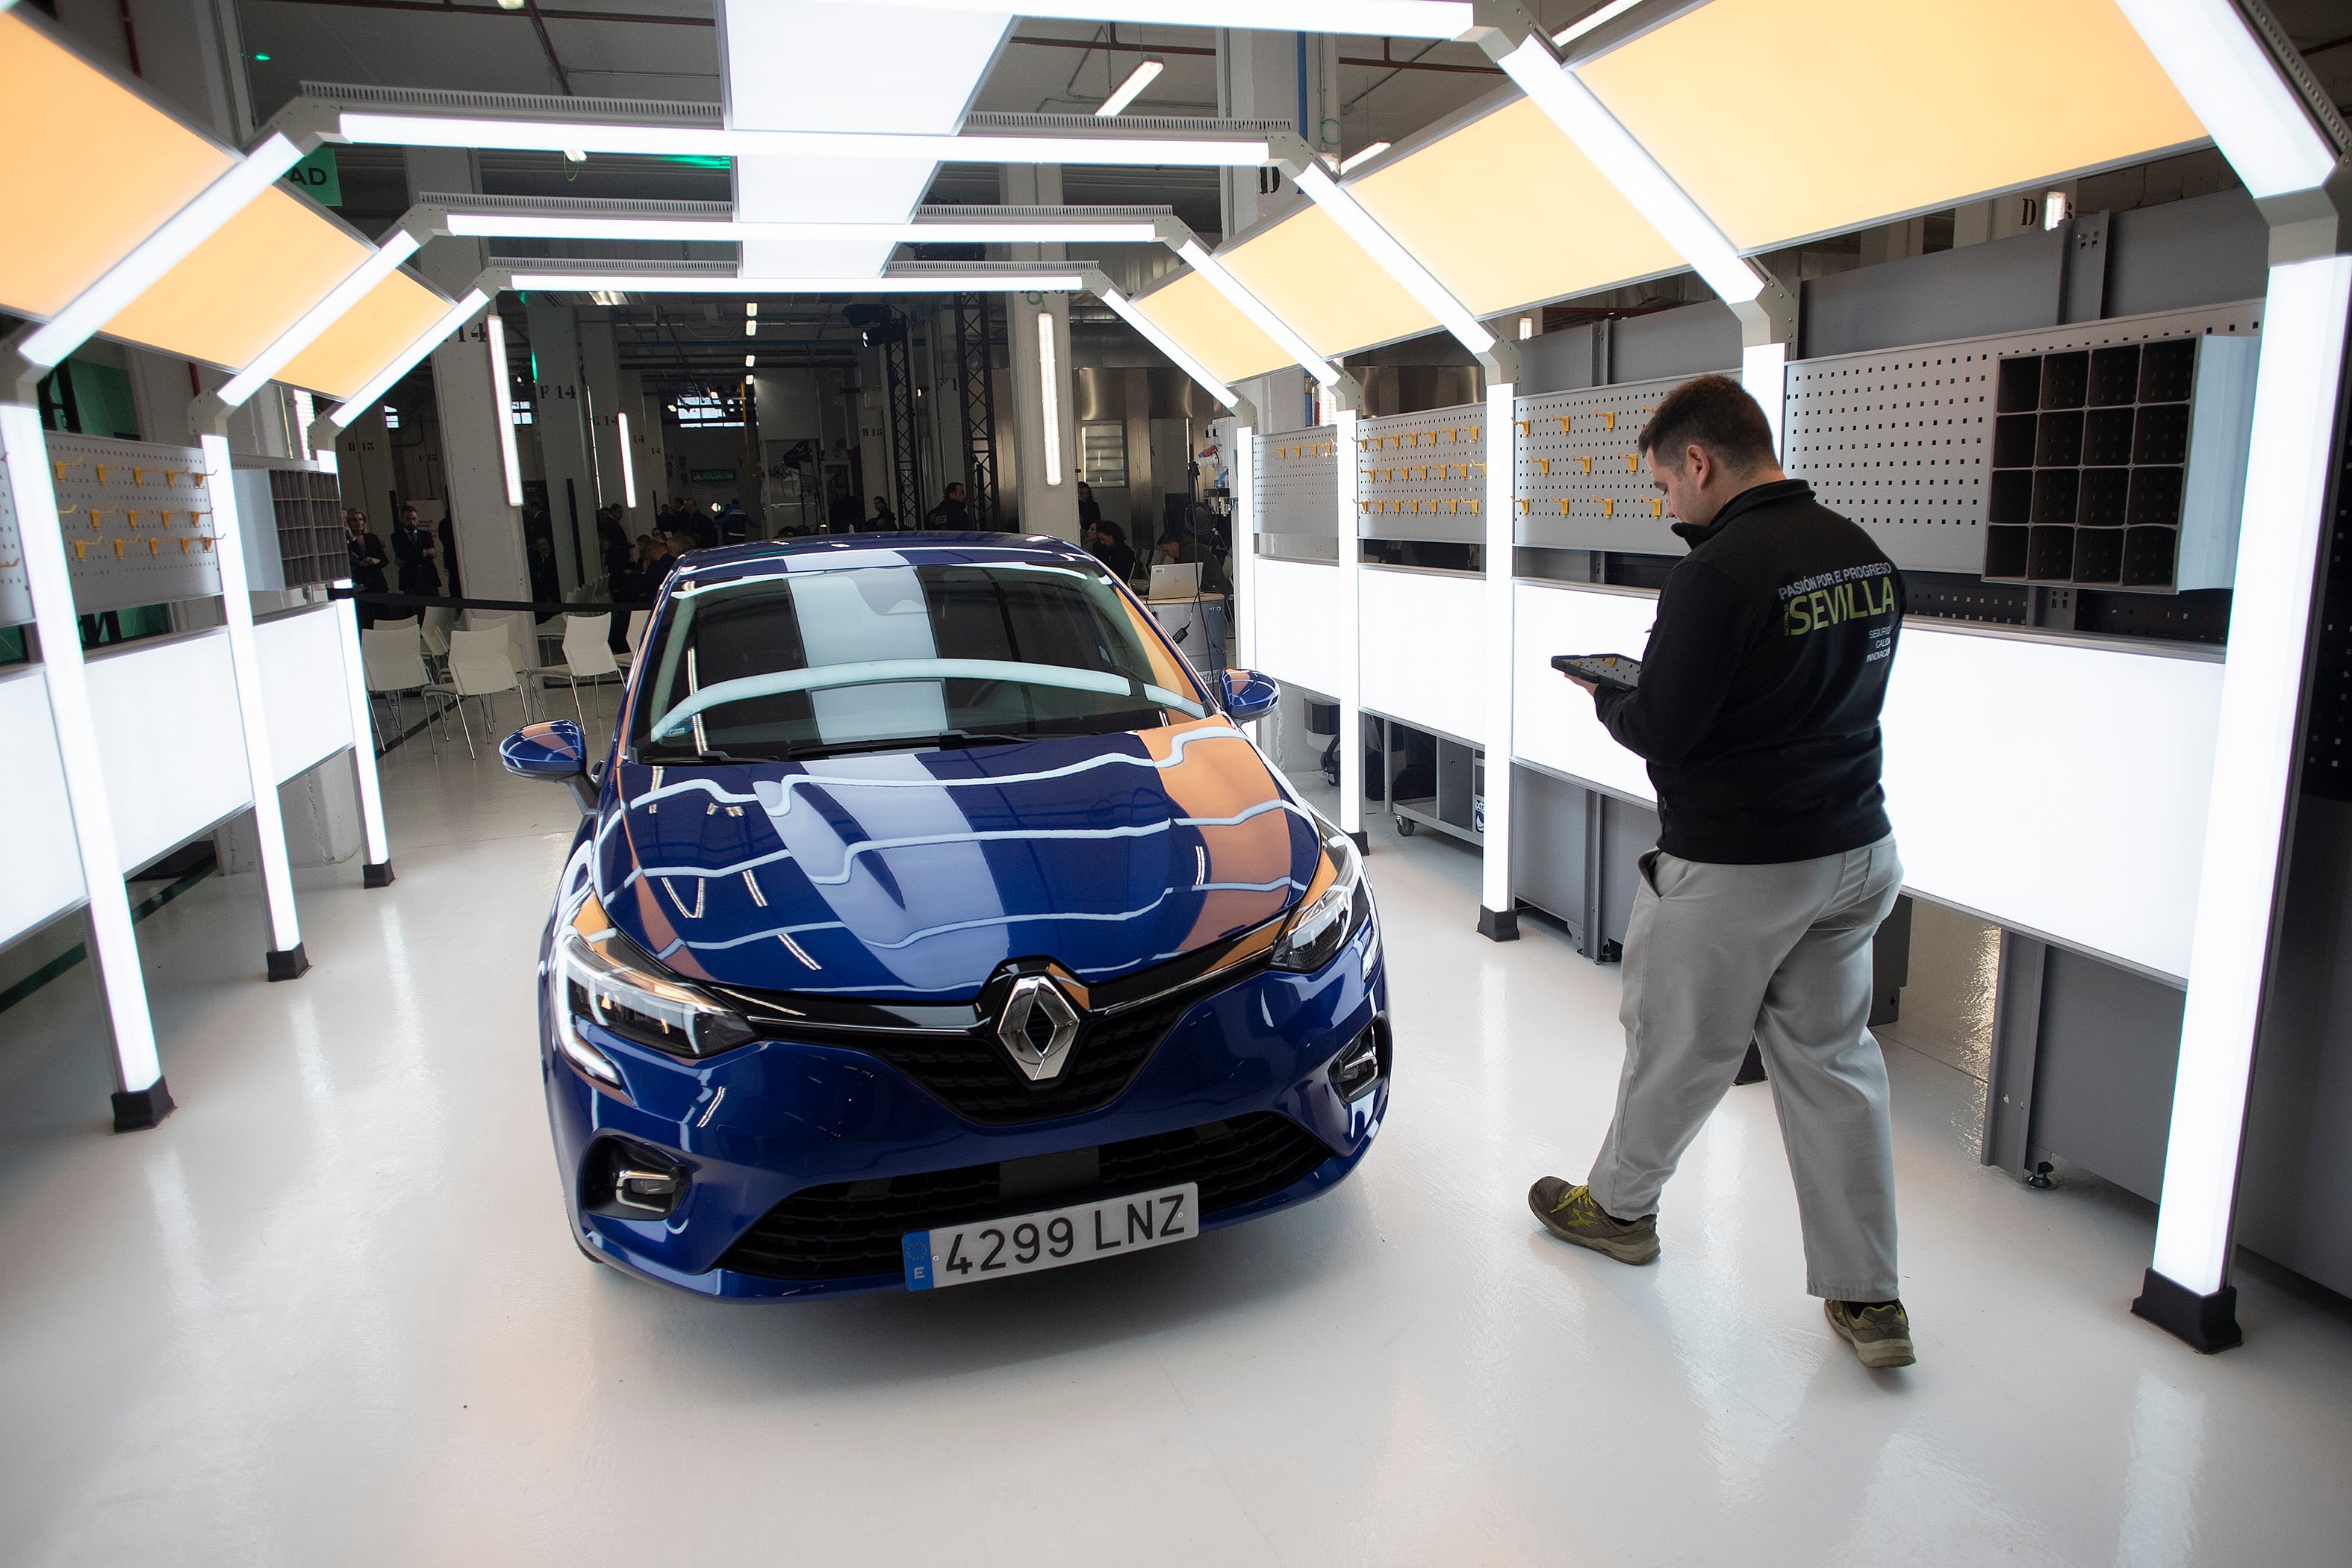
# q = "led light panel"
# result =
<box><xmin>102</xmin><ymin>186</ymin><xmax>373</xmax><ymax>371</ymax></box>
<box><xmin>1575</xmin><ymin>0</ymin><xmax>2208</xmax><ymax>251</ymax></box>
<box><xmin>1127</xmin><ymin>271</ymin><xmax>1297</xmax><ymax>385</ymax></box>
<box><xmin>0</xmin><ymin>11</ymin><xmax>237</xmax><ymax>320</ymax></box>
<box><xmin>1348</xmin><ymin>100</ymin><xmax>1682</xmax><ymax>317</ymax></box>
<box><xmin>1219</xmin><ymin>204</ymin><xmax>1439</xmax><ymax>358</ymax></box>
<box><xmin>276</xmin><ymin>268</ymin><xmax>453</xmax><ymax>400</ymax></box>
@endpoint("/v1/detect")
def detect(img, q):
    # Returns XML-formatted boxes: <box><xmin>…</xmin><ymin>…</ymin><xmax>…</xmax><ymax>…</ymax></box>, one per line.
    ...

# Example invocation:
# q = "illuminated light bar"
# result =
<box><xmin>1338</xmin><ymin>142</ymin><xmax>1390</xmax><ymax>174</ymax></box>
<box><xmin>1097</xmin><ymin>283</ymin><xmax>1238</xmax><ymax>409</ymax></box>
<box><xmin>217</xmin><ymin>230</ymin><xmax>423</xmax><ymax>406</ymax></box>
<box><xmin>1293</xmin><ymin>163</ymin><xmax>1495</xmax><ymax>355</ymax></box>
<box><xmin>1496</xmin><ymin>36</ymin><xmax>1765</xmax><ymax>306</ymax></box>
<box><xmin>336</xmin><ymin>113</ymin><xmax>1272</xmax><ymax>168</ymax></box>
<box><xmin>1174</xmin><ymin>239</ymin><xmax>1339</xmax><ymax>388</ymax></box>
<box><xmin>1039</xmin><ymin>311</ymin><xmax>1064</xmax><ymax>487</ymax></box>
<box><xmin>1097</xmin><ymin>58</ymin><xmax>1165</xmax><ymax>118</ymax></box>
<box><xmin>500</xmin><ymin>270</ymin><xmax>1090</xmax><ymax>294</ymax></box>
<box><xmin>485</xmin><ymin>312</ymin><xmax>524</xmax><ymax>507</ymax></box>
<box><xmin>19</xmin><ymin>131</ymin><xmax>306</xmax><ymax>367</ymax></box>
<box><xmin>327</xmin><ymin>288</ymin><xmax>490</xmax><ymax>429</ymax></box>
<box><xmin>1553</xmin><ymin>0</ymin><xmax>1643</xmax><ymax>46</ymax></box>
<box><xmin>2111</xmin><ymin>0</ymin><xmax>2338</xmax><ymax>200</ymax></box>
<box><xmin>617</xmin><ymin>409</ymin><xmax>637</xmax><ymax>507</ymax></box>
<box><xmin>833</xmin><ymin>0</ymin><xmax>1474</xmax><ymax>36</ymax></box>
<box><xmin>443</xmin><ymin>214</ymin><xmax>1166</xmax><ymax>244</ymax></box>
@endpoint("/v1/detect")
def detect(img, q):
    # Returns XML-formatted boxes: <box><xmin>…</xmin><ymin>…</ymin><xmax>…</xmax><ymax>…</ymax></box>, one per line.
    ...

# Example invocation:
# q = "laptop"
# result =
<box><xmin>1149</xmin><ymin>561</ymin><xmax>1201</xmax><ymax>599</ymax></box>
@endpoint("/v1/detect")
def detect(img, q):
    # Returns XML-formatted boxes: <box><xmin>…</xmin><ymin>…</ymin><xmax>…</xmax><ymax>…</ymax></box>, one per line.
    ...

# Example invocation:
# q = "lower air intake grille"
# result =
<box><xmin>714</xmin><ymin>1112</ymin><xmax>1336</xmax><ymax>1282</ymax></box>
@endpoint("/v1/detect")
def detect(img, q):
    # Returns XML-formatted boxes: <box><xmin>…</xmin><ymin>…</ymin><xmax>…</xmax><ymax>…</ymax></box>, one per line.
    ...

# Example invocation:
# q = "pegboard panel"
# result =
<box><xmin>0</xmin><ymin>449</ymin><xmax>26</xmax><ymax>626</ymax></box>
<box><xmin>1254</xmin><ymin>426</ymin><xmax>1337</xmax><ymax>544</ymax></box>
<box><xmin>1782</xmin><ymin>300</ymin><xmax>2263</xmax><ymax>576</ymax></box>
<box><xmin>1357</xmin><ymin>402</ymin><xmax>1486</xmax><ymax>545</ymax></box>
<box><xmin>1513</xmin><ymin>376</ymin><xmax>1689</xmax><ymax>553</ymax></box>
<box><xmin>43</xmin><ymin>435</ymin><xmax>224</xmax><ymax>617</ymax></box>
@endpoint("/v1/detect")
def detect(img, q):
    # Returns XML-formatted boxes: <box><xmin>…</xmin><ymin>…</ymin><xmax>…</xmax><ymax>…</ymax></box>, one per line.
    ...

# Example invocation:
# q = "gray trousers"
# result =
<box><xmin>1585</xmin><ymin>837</ymin><xmax>1905</xmax><ymax>1301</ymax></box>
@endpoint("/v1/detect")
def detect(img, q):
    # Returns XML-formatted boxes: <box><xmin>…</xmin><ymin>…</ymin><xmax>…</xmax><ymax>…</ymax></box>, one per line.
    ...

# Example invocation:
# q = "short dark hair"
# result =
<box><xmin>1637</xmin><ymin>373</ymin><xmax>1776</xmax><ymax>472</ymax></box>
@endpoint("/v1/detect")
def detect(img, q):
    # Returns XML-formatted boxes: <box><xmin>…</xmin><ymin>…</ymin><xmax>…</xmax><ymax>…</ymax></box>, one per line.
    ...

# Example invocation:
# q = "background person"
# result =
<box><xmin>927</xmin><ymin>482</ymin><xmax>971</xmax><ymax>529</ymax></box>
<box><xmin>391</xmin><ymin>503</ymin><xmax>441</xmax><ymax>598</ymax></box>
<box><xmin>1527</xmin><ymin>374</ymin><xmax>1914</xmax><ymax>1370</ymax></box>
<box><xmin>344</xmin><ymin>508</ymin><xmax>388</xmax><ymax>628</ymax></box>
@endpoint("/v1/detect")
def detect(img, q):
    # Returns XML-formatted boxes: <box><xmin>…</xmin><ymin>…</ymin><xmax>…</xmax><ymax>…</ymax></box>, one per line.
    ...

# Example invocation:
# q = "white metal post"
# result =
<box><xmin>0</xmin><ymin>399</ymin><xmax>173</xmax><ymax>1128</ymax></box>
<box><xmin>1334</xmin><ymin>405</ymin><xmax>1364</xmax><ymax>842</ymax></box>
<box><xmin>199</xmin><ymin>429</ymin><xmax>310</xmax><ymax>979</ymax></box>
<box><xmin>1230</xmin><ymin>420</ymin><xmax>1257</xmax><ymax>671</ymax></box>
<box><xmin>1478</xmin><ymin>379</ymin><xmax>1519</xmax><ymax>939</ymax></box>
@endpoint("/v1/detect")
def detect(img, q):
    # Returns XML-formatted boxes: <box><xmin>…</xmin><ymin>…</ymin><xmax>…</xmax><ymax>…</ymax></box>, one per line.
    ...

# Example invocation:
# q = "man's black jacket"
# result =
<box><xmin>1594</xmin><ymin>478</ymin><xmax>1901</xmax><ymax>865</ymax></box>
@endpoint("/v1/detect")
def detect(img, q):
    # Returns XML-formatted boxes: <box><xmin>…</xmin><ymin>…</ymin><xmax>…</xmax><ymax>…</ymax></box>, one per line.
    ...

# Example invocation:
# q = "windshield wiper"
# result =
<box><xmin>791</xmin><ymin>729</ymin><xmax>1033</xmax><ymax>760</ymax></box>
<box><xmin>643</xmin><ymin>748</ymin><xmax>774</xmax><ymax>766</ymax></box>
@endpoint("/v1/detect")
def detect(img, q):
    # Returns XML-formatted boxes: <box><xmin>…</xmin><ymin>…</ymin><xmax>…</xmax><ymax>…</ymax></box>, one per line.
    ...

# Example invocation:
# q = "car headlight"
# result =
<box><xmin>553</xmin><ymin>895</ymin><xmax>759</xmax><ymax>1073</ymax></box>
<box><xmin>1270</xmin><ymin>816</ymin><xmax>1376</xmax><ymax>974</ymax></box>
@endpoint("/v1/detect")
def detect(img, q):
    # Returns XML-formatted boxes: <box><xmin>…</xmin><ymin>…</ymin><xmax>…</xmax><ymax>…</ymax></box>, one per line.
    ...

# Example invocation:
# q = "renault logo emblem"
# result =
<box><xmin>997</xmin><ymin>974</ymin><xmax>1082</xmax><ymax>1083</ymax></box>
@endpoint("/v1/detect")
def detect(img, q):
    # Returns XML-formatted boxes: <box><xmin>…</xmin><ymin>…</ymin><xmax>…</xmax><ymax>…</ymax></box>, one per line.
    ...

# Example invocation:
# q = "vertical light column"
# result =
<box><xmin>1004</xmin><ymin>164</ymin><xmax>1081</xmax><ymax>541</ymax></box>
<box><xmin>332</xmin><ymin>582</ymin><xmax>395</xmax><ymax>886</ymax></box>
<box><xmin>1742</xmin><ymin>343</ymin><xmax>1789</xmax><ymax>458</ymax></box>
<box><xmin>2141</xmin><ymin>254</ymin><xmax>2352</xmax><ymax>1349</ymax></box>
<box><xmin>1478</xmin><ymin>381</ymin><xmax>1519</xmax><ymax>940</ymax></box>
<box><xmin>201</xmin><ymin>429</ymin><xmax>309</xmax><ymax>980</ymax></box>
<box><xmin>0</xmin><ymin>400</ymin><xmax>172</xmax><ymax>1127</ymax></box>
<box><xmin>1230</xmin><ymin>420</ymin><xmax>1257</xmax><ymax>671</ymax></box>
<box><xmin>1335</xmin><ymin>405</ymin><xmax>1364</xmax><ymax>842</ymax></box>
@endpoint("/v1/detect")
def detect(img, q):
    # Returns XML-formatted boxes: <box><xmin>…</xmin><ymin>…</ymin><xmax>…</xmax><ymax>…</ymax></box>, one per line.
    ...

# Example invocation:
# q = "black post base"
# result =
<box><xmin>2131</xmin><ymin>1268</ymin><xmax>2242</xmax><ymax>1353</ymax></box>
<box><xmin>1345</xmin><ymin>829</ymin><xmax>1369</xmax><ymax>852</ymax></box>
<box><xmin>1734</xmin><ymin>1041</ymin><xmax>1769</xmax><ymax>1085</ymax></box>
<box><xmin>112</xmin><ymin>1077</ymin><xmax>175</xmax><ymax>1133</ymax></box>
<box><xmin>266</xmin><ymin>942</ymin><xmax>311</xmax><ymax>982</ymax></box>
<box><xmin>1477</xmin><ymin>905</ymin><xmax>1519</xmax><ymax>942</ymax></box>
<box><xmin>362</xmin><ymin>860</ymin><xmax>395</xmax><ymax>889</ymax></box>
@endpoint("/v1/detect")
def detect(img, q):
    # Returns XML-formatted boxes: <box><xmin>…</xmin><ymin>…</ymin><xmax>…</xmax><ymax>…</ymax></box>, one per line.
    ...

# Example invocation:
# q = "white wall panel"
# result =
<box><xmin>1360</xmin><ymin>567</ymin><xmax>1487</xmax><ymax>744</ymax></box>
<box><xmin>1251</xmin><ymin>556</ymin><xmax>1345</xmax><ymax>699</ymax></box>
<box><xmin>0</xmin><ymin>668</ymin><xmax>87</xmax><ymax>946</ymax></box>
<box><xmin>1511</xmin><ymin>578</ymin><xmax>2221</xmax><ymax>980</ymax></box>
<box><xmin>85</xmin><ymin>631</ymin><xmax>252</xmax><ymax>875</ymax></box>
<box><xmin>256</xmin><ymin>606</ymin><xmax>355</xmax><ymax>783</ymax></box>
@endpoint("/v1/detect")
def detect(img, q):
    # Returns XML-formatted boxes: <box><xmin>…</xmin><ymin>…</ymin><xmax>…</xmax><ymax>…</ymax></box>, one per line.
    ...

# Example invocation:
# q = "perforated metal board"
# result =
<box><xmin>1357</xmin><ymin>402</ymin><xmax>1488</xmax><ymax>545</ymax></box>
<box><xmin>0</xmin><ymin>450</ymin><xmax>27</xmax><ymax>626</ymax></box>
<box><xmin>1782</xmin><ymin>300</ymin><xmax>2263</xmax><ymax>574</ymax></box>
<box><xmin>1255</xmin><ymin>426</ymin><xmax>1338</xmax><ymax>544</ymax></box>
<box><xmin>1513</xmin><ymin>377</ymin><xmax>1693</xmax><ymax>554</ymax></box>
<box><xmin>46</xmin><ymin>435</ymin><xmax>224</xmax><ymax>616</ymax></box>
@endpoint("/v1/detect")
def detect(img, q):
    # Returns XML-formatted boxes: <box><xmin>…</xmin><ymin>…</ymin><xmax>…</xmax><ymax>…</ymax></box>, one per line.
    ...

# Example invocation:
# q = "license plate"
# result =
<box><xmin>903</xmin><ymin>1182</ymin><xmax>1199</xmax><ymax>1292</ymax></box>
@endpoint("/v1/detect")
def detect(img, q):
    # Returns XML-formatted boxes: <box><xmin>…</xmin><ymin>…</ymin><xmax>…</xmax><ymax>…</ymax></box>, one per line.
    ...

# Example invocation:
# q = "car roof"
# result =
<box><xmin>666</xmin><ymin>532</ymin><xmax>1099</xmax><ymax>589</ymax></box>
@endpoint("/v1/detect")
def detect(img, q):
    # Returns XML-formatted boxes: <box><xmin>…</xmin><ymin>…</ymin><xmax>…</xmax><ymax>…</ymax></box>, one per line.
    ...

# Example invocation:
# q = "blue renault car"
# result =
<box><xmin>502</xmin><ymin>534</ymin><xmax>1388</xmax><ymax>1298</ymax></box>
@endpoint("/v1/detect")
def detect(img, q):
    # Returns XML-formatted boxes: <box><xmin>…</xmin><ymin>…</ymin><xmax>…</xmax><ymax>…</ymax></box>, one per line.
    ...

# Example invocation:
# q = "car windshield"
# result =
<box><xmin>629</xmin><ymin>555</ymin><xmax>1208</xmax><ymax>762</ymax></box>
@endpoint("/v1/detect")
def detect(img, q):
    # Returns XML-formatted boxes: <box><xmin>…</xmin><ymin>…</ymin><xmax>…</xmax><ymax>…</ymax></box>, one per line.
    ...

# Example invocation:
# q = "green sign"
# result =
<box><xmin>690</xmin><ymin>468</ymin><xmax>738</xmax><ymax>483</ymax></box>
<box><xmin>283</xmin><ymin>146</ymin><xmax>341</xmax><ymax>208</ymax></box>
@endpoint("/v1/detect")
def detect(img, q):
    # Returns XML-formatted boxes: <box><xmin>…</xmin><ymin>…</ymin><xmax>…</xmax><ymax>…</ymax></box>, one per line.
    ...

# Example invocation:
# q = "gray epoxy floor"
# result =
<box><xmin>4</xmin><ymin>727</ymin><xmax>2352</xmax><ymax>1566</ymax></box>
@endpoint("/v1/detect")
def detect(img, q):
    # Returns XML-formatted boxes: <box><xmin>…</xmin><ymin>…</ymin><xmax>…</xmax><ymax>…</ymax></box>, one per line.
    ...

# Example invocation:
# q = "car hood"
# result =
<box><xmin>593</xmin><ymin>718</ymin><xmax>1319</xmax><ymax>1001</ymax></box>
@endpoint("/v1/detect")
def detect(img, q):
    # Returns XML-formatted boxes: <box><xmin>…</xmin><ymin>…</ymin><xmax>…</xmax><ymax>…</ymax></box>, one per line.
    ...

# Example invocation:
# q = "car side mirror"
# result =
<box><xmin>1222</xmin><ymin>668</ymin><xmax>1280</xmax><ymax>724</ymax></box>
<box><xmin>501</xmin><ymin>720</ymin><xmax>598</xmax><ymax>813</ymax></box>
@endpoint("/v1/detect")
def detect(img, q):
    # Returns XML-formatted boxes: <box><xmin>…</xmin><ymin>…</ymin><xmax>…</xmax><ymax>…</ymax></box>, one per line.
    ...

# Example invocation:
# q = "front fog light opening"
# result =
<box><xmin>581</xmin><ymin>1137</ymin><xmax>689</xmax><ymax>1220</ymax></box>
<box><xmin>1331</xmin><ymin>1018</ymin><xmax>1388</xmax><ymax>1102</ymax></box>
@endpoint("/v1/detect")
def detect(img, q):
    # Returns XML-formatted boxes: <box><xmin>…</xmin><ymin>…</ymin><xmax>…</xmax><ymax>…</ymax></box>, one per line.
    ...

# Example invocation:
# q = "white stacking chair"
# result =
<box><xmin>465</xmin><ymin>609</ymin><xmax>551</xmax><ymax>720</ymax></box>
<box><xmin>435</xmin><ymin>626</ymin><xmax>527</xmax><ymax>758</ymax></box>
<box><xmin>616</xmin><ymin>609</ymin><xmax>650</xmax><ymax>671</ymax></box>
<box><xmin>420</xmin><ymin>603</ymin><xmax>456</xmax><ymax>676</ymax></box>
<box><xmin>360</xmin><ymin>624</ymin><xmax>444</xmax><ymax>756</ymax></box>
<box><xmin>558</xmin><ymin>613</ymin><xmax>621</xmax><ymax>737</ymax></box>
<box><xmin>369</xmin><ymin>614</ymin><xmax>419</xmax><ymax>637</ymax></box>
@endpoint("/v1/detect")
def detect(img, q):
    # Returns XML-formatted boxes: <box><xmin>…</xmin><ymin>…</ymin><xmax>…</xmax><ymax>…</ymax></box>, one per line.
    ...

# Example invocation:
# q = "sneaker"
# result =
<box><xmin>1825</xmin><ymin>1299</ymin><xmax>1916</xmax><ymax>1368</ymax></box>
<box><xmin>1527</xmin><ymin>1178</ymin><xmax>1661</xmax><ymax>1264</ymax></box>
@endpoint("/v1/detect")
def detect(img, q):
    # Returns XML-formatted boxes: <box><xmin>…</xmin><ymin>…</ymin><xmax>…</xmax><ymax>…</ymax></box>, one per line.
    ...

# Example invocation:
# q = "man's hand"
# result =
<box><xmin>1563</xmin><ymin>672</ymin><xmax>1599</xmax><ymax>696</ymax></box>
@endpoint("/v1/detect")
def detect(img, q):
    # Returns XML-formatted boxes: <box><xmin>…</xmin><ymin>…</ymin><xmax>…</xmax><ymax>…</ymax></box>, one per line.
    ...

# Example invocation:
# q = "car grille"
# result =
<box><xmin>713</xmin><ymin>1112</ymin><xmax>1337</xmax><ymax>1281</ymax></box>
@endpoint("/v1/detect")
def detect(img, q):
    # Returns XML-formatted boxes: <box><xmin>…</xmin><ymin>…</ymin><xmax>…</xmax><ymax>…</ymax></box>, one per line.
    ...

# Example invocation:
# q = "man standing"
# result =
<box><xmin>1528</xmin><ymin>375</ymin><xmax>1914</xmax><ymax>1370</ymax></box>
<box><xmin>927</xmin><ymin>482</ymin><xmax>971</xmax><ymax>530</ymax></box>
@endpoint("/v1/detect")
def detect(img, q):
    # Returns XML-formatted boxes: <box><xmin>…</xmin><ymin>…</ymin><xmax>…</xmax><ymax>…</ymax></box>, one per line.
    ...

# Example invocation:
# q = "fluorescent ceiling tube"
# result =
<box><xmin>485</xmin><ymin>312</ymin><xmax>524</xmax><ymax>506</ymax></box>
<box><xmin>1497</xmin><ymin>37</ymin><xmax>1764</xmax><ymax>306</ymax></box>
<box><xmin>337</xmin><ymin>113</ymin><xmax>1272</xmax><ymax>168</ymax></box>
<box><xmin>501</xmin><ymin>270</ymin><xmax>1089</xmax><ymax>293</ymax></box>
<box><xmin>1175</xmin><ymin>239</ymin><xmax>1339</xmax><ymax>388</ymax></box>
<box><xmin>19</xmin><ymin>131</ymin><xmax>306</xmax><ymax>368</ymax></box>
<box><xmin>1338</xmin><ymin>142</ymin><xmax>1390</xmax><ymax>173</ymax></box>
<box><xmin>218</xmin><ymin>231</ymin><xmax>424</xmax><ymax>406</ymax></box>
<box><xmin>1553</xmin><ymin>0</ymin><xmax>1643</xmax><ymax>46</ymax></box>
<box><xmin>444</xmin><ymin>214</ymin><xmax>1165</xmax><ymax>244</ymax></box>
<box><xmin>1098</xmin><ymin>284</ymin><xmax>1238</xmax><ymax>409</ymax></box>
<box><xmin>2110</xmin><ymin>0</ymin><xmax>2337</xmax><ymax>199</ymax></box>
<box><xmin>1098</xmin><ymin>58</ymin><xmax>1165</xmax><ymax>117</ymax></box>
<box><xmin>329</xmin><ymin>289</ymin><xmax>491</xmax><ymax>429</ymax></box>
<box><xmin>1294</xmin><ymin>164</ymin><xmax>1494</xmax><ymax>355</ymax></box>
<box><xmin>830</xmin><ymin>0</ymin><xmax>1472</xmax><ymax>36</ymax></box>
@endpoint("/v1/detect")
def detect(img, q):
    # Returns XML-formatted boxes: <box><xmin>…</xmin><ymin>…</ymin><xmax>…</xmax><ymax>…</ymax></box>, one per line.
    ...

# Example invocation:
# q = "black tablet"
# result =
<box><xmin>1550</xmin><ymin>653</ymin><xmax>1642</xmax><ymax>693</ymax></box>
